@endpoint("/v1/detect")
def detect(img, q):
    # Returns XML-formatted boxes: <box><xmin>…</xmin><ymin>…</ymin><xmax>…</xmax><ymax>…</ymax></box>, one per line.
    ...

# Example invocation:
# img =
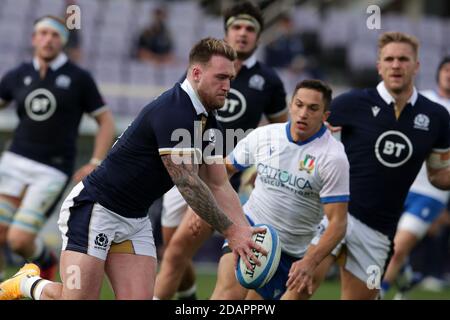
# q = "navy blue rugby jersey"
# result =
<box><xmin>328</xmin><ymin>82</ymin><xmax>450</xmax><ymax>238</ymax></box>
<box><xmin>0</xmin><ymin>54</ymin><xmax>106</xmax><ymax>175</ymax></box>
<box><xmin>217</xmin><ymin>56</ymin><xmax>287</xmax><ymax>154</ymax></box>
<box><xmin>83</xmin><ymin>79</ymin><xmax>222</xmax><ymax>218</ymax></box>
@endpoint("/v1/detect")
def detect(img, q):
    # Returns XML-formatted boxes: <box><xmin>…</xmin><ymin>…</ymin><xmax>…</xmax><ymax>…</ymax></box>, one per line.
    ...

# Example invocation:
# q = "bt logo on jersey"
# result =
<box><xmin>24</xmin><ymin>88</ymin><xmax>57</xmax><ymax>121</ymax></box>
<box><xmin>217</xmin><ymin>88</ymin><xmax>247</xmax><ymax>122</ymax></box>
<box><xmin>375</xmin><ymin>130</ymin><xmax>413</xmax><ymax>168</ymax></box>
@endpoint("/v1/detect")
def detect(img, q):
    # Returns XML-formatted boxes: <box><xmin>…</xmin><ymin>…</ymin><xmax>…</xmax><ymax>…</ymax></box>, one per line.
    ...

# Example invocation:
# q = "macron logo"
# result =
<box><xmin>372</xmin><ymin>106</ymin><xmax>381</xmax><ymax>117</ymax></box>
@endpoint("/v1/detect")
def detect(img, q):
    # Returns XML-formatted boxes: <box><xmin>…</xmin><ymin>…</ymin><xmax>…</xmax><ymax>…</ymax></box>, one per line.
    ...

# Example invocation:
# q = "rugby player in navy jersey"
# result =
<box><xmin>381</xmin><ymin>56</ymin><xmax>450</xmax><ymax>299</ymax></box>
<box><xmin>154</xmin><ymin>1</ymin><xmax>288</xmax><ymax>300</ymax></box>
<box><xmin>0</xmin><ymin>16</ymin><xmax>115</xmax><ymax>283</ymax></box>
<box><xmin>302</xmin><ymin>32</ymin><xmax>450</xmax><ymax>300</ymax></box>
<box><xmin>0</xmin><ymin>38</ymin><xmax>266</xmax><ymax>300</ymax></box>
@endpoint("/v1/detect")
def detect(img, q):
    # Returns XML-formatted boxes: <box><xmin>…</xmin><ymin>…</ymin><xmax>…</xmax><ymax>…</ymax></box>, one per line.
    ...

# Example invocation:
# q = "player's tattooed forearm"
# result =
<box><xmin>161</xmin><ymin>156</ymin><xmax>232</xmax><ymax>233</ymax></box>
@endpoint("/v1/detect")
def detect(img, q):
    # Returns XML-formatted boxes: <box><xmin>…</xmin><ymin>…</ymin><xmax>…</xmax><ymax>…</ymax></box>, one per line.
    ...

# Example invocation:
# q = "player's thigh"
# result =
<box><xmin>211</xmin><ymin>253</ymin><xmax>248</xmax><ymax>300</ymax></box>
<box><xmin>340</xmin><ymin>215</ymin><xmax>391</xmax><ymax>300</ymax></box>
<box><xmin>393</xmin><ymin>228</ymin><xmax>420</xmax><ymax>256</ymax></box>
<box><xmin>399</xmin><ymin>193</ymin><xmax>445</xmax><ymax>240</ymax></box>
<box><xmin>168</xmin><ymin>207</ymin><xmax>214</xmax><ymax>257</ymax></box>
<box><xmin>162</xmin><ymin>226</ymin><xmax>177</xmax><ymax>247</ymax></box>
<box><xmin>340</xmin><ymin>267</ymin><xmax>379</xmax><ymax>300</ymax></box>
<box><xmin>11</xmin><ymin>169</ymin><xmax>67</xmax><ymax>235</ymax></box>
<box><xmin>59</xmin><ymin>250</ymin><xmax>105</xmax><ymax>300</ymax></box>
<box><xmin>105</xmin><ymin>253</ymin><xmax>157</xmax><ymax>300</ymax></box>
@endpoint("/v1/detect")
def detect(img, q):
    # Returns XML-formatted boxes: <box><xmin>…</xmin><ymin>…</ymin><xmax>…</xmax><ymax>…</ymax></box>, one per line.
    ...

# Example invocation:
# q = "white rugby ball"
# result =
<box><xmin>235</xmin><ymin>224</ymin><xmax>281</xmax><ymax>289</ymax></box>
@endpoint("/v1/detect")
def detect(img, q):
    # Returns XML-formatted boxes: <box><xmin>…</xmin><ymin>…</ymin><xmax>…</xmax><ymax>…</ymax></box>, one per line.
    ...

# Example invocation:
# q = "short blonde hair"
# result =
<box><xmin>378</xmin><ymin>32</ymin><xmax>419</xmax><ymax>59</ymax></box>
<box><xmin>189</xmin><ymin>37</ymin><xmax>237</xmax><ymax>66</ymax></box>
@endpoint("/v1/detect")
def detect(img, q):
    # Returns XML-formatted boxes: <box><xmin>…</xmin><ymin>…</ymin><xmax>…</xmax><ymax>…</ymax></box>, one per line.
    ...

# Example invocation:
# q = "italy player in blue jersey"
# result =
<box><xmin>310</xmin><ymin>32</ymin><xmax>450</xmax><ymax>300</ymax></box>
<box><xmin>0</xmin><ymin>16</ymin><xmax>115</xmax><ymax>283</ymax></box>
<box><xmin>0</xmin><ymin>38</ymin><xmax>266</xmax><ymax>300</ymax></box>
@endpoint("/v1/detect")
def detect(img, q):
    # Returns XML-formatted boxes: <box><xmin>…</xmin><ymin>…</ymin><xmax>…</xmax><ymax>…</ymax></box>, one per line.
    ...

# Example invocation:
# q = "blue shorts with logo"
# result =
<box><xmin>404</xmin><ymin>191</ymin><xmax>446</xmax><ymax>223</ymax></box>
<box><xmin>222</xmin><ymin>214</ymin><xmax>301</xmax><ymax>300</ymax></box>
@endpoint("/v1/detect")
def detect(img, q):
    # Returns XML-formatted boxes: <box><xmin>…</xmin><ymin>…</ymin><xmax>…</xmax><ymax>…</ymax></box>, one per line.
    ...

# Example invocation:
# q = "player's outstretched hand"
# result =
<box><xmin>286</xmin><ymin>258</ymin><xmax>317</xmax><ymax>295</ymax></box>
<box><xmin>224</xmin><ymin>224</ymin><xmax>268</xmax><ymax>270</ymax></box>
<box><xmin>72</xmin><ymin>163</ymin><xmax>97</xmax><ymax>183</ymax></box>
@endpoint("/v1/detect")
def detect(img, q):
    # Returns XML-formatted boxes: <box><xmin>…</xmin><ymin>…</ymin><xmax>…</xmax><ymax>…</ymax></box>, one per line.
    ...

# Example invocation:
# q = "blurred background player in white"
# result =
<box><xmin>311</xmin><ymin>32</ymin><xmax>450</xmax><ymax>300</ymax></box>
<box><xmin>154</xmin><ymin>1</ymin><xmax>288</xmax><ymax>300</ymax></box>
<box><xmin>0</xmin><ymin>16</ymin><xmax>115</xmax><ymax>283</ymax></box>
<box><xmin>0</xmin><ymin>37</ymin><xmax>266</xmax><ymax>300</ymax></box>
<box><xmin>381</xmin><ymin>56</ymin><xmax>450</xmax><ymax>299</ymax></box>
<box><xmin>210</xmin><ymin>79</ymin><xmax>349</xmax><ymax>300</ymax></box>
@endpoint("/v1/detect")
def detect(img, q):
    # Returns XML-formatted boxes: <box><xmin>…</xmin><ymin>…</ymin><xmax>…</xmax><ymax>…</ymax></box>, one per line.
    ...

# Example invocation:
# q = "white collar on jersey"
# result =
<box><xmin>376</xmin><ymin>81</ymin><xmax>418</xmax><ymax>106</ymax></box>
<box><xmin>181</xmin><ymin>78</ymin><xmax>208</xmax><ymax>116</ymax></box>
<box><xmin>33</xmin><ymin>53</ymin><xmax>68</xmax><ymax>71</ymax></box>
<box><xmin>242</xmin><ymin>54</ymin><xmax>257</xmax><ymax>69</ymax></box>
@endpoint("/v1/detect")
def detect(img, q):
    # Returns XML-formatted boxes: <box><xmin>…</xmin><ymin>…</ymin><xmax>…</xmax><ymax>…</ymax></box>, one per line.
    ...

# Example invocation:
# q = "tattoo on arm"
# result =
<box><xmin>161</xmin><ymin>155</ymin><xmax>232</xmax><ymax>233</ymax></box>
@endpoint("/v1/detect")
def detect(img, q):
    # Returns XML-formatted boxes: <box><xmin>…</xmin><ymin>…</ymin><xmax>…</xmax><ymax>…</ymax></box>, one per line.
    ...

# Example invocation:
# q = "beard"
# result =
<box><xmin>236</xmin><ymin>45</ymin><xmax>257</xmax><ymax>61</ymax></box>
<box><xmin>198</xmin><ymin>90</ymin><xmax>226</xmax><ymax>112</ymax></box>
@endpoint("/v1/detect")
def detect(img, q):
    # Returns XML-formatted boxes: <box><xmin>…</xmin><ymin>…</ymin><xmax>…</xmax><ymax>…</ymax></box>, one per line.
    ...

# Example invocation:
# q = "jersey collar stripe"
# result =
<box><xmin>242</xmin><ymin>55</ymin><xmax>257</xmax><ymax>69</ymax></box>
<box><xmin>33</xmin><ymin>53</ymin><xmax>68</xmax><ymax>71</ymax></box>
<box><xmin>180</xmin><ymin>79</ymin><xmax>208</xmax><ymax>116</ymax></box>
<box><xmin>376</xmin><ymin>81</ymin><xmax>418</xmax><ymax>106</ymax></box>
<box><xmin>285</xmin><ymin>122</ymin><xmax>327</xmax><ymax>146</ymax></box>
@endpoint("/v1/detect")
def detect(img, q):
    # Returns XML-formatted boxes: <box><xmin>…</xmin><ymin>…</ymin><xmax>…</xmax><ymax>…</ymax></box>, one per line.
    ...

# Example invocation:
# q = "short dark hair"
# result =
<box><xmin>223</xmin><ymin>1</ymin><xmax>264</xmax><ymax>35</ymax></box>
<box><xmin>189</xmin><ymin>37</ymin><xmax>237</xmax><ymax>66</ymax></box>
<box><xmin>292</xmin><ymin>79</ymin><xmax>333</xmax><ymax>111</ymax></box>
<box><xmin>436</xmin><ymin>56</ymin><xmax>450</xmax><ymax>83</ymax></box>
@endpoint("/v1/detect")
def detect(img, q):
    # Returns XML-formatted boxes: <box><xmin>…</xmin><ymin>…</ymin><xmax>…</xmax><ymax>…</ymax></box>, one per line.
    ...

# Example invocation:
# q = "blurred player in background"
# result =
<box><xmin>0</xmin><ymin>37</ymin><xmax>266</xmax><ymax>300</ymax></box>
<box><xmin>154</xmin><ymin>1</ymin><xmax>288</xmax><ymax>300</ymax></box>
<box><xmin>381</xmin><ymin>56</ymin><xmax>450</xmax><ymax>299</ymax></box>
<box><xmin>0</xmin><ymin>16</ymin><xmax>115</xmax><ymax>282</ymax></box>
<box><xmin>211</xmin><ymin>80</ymin><xmax>349</xmax><ymax>300</ymax></box>
<box><xmin>311</xmin><ymin>32</ymin><xmax>450</xmax><ymax>300</ymax></box>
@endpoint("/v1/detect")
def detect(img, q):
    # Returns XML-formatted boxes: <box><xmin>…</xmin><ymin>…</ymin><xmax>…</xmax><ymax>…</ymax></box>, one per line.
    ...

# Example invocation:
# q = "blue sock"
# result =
<box><xmin>381</xmin><ymin>281</ymin><xmax>391</xmax><ymax>293</ymax></box>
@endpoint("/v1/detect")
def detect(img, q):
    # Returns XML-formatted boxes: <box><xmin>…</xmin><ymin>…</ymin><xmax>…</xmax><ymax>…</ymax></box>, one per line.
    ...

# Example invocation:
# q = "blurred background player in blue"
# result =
<box><xmin>311</xmin><ymin>32</ymin><xmax>450</xmax><ymax>300</ymax></box>
<box><xmin>381</xmin><ymin>56</ymin><xmax>450</xmax><ymax>299</ymax></box>
<box><xmin>0</xmin><ymin>16</ymin><xmax>115</xmax><ymax>282</ymax></box>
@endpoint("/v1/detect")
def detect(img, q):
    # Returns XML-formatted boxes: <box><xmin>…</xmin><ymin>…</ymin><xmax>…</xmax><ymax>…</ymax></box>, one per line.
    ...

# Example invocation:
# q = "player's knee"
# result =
<box><xmin>214</xmin><ymin>285</ymin><xmax>245</xmax><ymax>300</ymax></box>
<box><xmin>391</xmin><ymin>246</ymin><xmax>408</xmax><ymax>263</ymax></box>
<box><xmin>163</xmin><ymin>242</ymin><xmax>189</xmax><ymax>267</ymax></box>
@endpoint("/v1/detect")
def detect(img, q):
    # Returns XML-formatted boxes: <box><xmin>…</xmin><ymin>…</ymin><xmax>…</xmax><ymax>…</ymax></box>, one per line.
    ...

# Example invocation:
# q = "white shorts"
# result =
<box><xmin>161</xmin><ymin>186</ymin><xmax>188</xmax><ymax>228</ymax></box>
<box><xmin>312</xmin><ymin>214</ymin><xmax>392</xmax><ymax>288</ymax></box>
<box><xmin>397</xmin><ymin>192</ymin><xmax>446</xmax><ymax>238</ymax></box>
<box><xmin>397</xmin><ymin>213</ymin><xmax>430</xmax><ymax>239</ymax></box>
<box><xmin>0</xmin><ymin>151</ymin><xmax>68</xmax><ymax>233</ymax></box>
<box><xmin>58</xmin><ymin>182</ymin><xmax>156</xmax><ymax>261</ymax></box>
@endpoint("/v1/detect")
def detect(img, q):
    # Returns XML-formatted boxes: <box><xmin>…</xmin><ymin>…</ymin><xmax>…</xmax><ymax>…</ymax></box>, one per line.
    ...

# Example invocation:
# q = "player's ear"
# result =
<box><xmin>413</xmin><ymin>60</ymin><xmax>420</xmax><ymax>76</ymax></box>
<box><xmin>322</xmin><ymin>110</ymin><xmax>330</xmax><ymax>122</ymax></box>
<box><xmin>192</xmin><ymin>66</ymin><xmax>202</xmax><ymax>82</ymax></box>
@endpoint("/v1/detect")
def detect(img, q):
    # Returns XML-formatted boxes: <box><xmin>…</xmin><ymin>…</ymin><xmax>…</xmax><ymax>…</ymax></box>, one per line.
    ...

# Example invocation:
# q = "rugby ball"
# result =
<box><xmin>235</xmin><ymin>224</ymin><xmax>281</xmax><ymax>289</ymax></box>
